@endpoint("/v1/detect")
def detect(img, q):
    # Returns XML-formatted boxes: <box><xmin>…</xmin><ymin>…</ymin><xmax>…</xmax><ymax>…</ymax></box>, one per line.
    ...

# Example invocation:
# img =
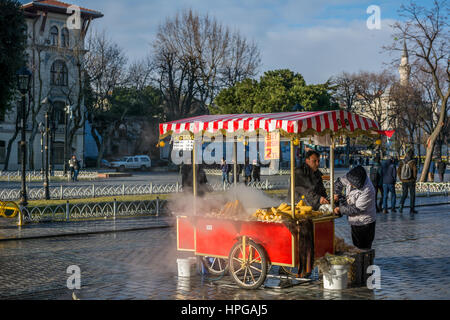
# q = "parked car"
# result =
<box><xmin>110</xmin><ymin>155</ymin><xmax>152</xmax><ymax>172</ymax></box>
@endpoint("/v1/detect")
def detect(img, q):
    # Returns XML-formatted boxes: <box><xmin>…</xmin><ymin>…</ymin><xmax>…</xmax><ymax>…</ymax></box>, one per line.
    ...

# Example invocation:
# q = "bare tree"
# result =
<box><xmin>84</xmin><ymin>30</ymin><xmax>127</xmax><ymax>167</ymax></box>
<box><xmin>354</xmin><ymin>70</ymin><xmax>395</xmax><ymax>137</ymax></box>
<box><xmin>384</xmin><ymin>0</ymin><xmax>449</xmax><ymax>181</ymax></box>
<box><xmin>331</xmin><ymin>72</ymin><xmax>360</xmax><ymax>165</ymax></box>
<box><xmin>389</xmin><ymin>81</ymin><xmax>426</xmax><ymax>158</ymax></box>
<box><xmin>151</xmin><ymin>9</ymin><xmax>261</xmax><ymax>121</ymax></box>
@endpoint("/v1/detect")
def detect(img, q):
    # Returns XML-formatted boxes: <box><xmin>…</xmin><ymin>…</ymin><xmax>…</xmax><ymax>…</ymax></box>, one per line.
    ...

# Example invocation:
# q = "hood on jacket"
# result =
<box><xmin>346</xmin><ymin>165</ymin><xmax>367</xmax><ymax>189</ymax></box>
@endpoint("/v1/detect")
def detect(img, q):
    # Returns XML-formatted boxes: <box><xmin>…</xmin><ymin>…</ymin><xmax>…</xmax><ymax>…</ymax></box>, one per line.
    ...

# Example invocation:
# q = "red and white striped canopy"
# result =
<box><xmin>159</xmin><ymin>110</ymin><xmax>380</xmax><ymax>138</ymax></box>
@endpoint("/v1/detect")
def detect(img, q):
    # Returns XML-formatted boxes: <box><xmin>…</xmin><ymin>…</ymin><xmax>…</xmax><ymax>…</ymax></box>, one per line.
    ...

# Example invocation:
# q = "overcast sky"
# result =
<box><xmin>23</xmin><ymin>0</ymin><xmax>436</xmax><ymax>84</ymax></box>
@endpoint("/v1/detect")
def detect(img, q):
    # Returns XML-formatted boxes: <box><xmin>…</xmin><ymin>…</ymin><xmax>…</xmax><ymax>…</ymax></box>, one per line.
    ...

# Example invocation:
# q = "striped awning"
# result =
<box><xmin>159</xmin><ymin>110</ymin><xmax>381</xmax><ymax>138</ymax></box>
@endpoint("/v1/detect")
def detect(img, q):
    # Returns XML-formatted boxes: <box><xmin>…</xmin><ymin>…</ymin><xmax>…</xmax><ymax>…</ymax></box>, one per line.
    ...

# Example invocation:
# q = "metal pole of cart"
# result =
<box><xmin>193</xmin><ymin>138</ymin><xmax>197</xmax><ymax>215</ymax></box>
<box><xmin>290</xmin><ymin>138</ymin><xmax>295</xmax><ymax>219</ymax></box>
<box><xmin>330</xmin><ymin>135</ymin><xmax>335</xmax><ymax>210</ymax></box>
<box><xmin>233</xmin><ymin>138</ymin><xmax>237</xmax><ymax>188</ymax></box>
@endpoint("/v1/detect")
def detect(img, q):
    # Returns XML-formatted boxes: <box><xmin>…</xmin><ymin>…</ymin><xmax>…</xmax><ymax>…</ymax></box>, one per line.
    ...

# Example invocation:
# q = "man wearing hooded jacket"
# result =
<box><xmin>333</xmin><ymin>165</ymin><xmax>377</xmax><ymax>250</ymax></box>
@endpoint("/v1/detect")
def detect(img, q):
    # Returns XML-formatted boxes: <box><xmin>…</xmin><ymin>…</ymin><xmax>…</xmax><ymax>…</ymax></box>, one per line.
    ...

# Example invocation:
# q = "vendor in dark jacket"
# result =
<box><xmin>287</xmin><ymin>150</ymin><xmax>329</xmax><ymax>211</ymax></box>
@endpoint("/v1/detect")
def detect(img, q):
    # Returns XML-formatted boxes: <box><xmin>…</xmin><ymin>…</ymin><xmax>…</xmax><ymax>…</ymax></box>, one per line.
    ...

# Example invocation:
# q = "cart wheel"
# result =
<box><xmin>201</xmin><ymin>257</ymin><xmax>229</xmax><ymax>275</ymax></box>
<box><xmin>228</xmin><ymin>239</ymin><xmax>267</xmax><ymax>289</ymax></box>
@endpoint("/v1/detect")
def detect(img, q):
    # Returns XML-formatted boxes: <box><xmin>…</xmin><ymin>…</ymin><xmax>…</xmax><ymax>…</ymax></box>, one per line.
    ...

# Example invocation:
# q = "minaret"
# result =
<box><xmin>398</xmin><ymin>39</ymin><xmax>410</xmax><ymax>86</ymax></box>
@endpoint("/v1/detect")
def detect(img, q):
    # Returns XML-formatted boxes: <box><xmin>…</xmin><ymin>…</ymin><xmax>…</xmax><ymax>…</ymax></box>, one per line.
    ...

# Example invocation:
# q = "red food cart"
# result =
<box><xmin>159</xmin><ymin>110</ymin><xmax>383</xmax><ymax>289</ymax></box>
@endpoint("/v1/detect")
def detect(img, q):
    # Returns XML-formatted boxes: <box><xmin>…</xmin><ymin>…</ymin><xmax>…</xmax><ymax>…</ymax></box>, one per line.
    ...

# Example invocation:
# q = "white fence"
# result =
<box><xmin>1</xmin><ymin>180</ymin><xmax>448</xmax><ymax>202</ymax></box>
<box><xmin>0</xmin><ymin>170</ymin><xmax>97</xmax><ymax>182</ymax></box>
<box><xmin>21</xmin><ymin>198</ymin><xmax>169</xmax><ymax>223</ymax></box>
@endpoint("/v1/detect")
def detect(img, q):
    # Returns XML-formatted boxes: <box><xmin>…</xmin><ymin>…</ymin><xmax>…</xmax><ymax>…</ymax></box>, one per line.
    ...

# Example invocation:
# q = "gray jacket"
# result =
<box><xmin>335</xmin><ymin>176</ymin><xmax>377</xmax><ymax>226</ymax></box>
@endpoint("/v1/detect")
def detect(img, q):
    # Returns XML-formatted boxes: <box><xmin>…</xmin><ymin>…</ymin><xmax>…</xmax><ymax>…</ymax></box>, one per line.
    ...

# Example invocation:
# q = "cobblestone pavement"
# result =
<box><xmin>0</xmin><ymin>204</ymin><xmax>449</xmax><ymax>300</ymax></box>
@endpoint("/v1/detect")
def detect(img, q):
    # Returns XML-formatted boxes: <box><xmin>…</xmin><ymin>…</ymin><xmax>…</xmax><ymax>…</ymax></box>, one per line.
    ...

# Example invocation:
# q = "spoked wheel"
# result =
<box><xmin>201</xmin><ymin>256</ymin><xmax>229</xmax><ymax>275</ymax></box>
<box><xmin>228</xmin><ymin>238</ymin><xmax>268</xmax><ymax>289</ymax></box>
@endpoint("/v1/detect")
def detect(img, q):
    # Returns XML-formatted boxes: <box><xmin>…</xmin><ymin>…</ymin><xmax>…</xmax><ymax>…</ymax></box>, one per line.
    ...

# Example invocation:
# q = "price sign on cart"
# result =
<box><xmin>173</xmin><ymin>135</ymin><xmax>194</xmax><ymax>151</ymax></box>
<box><xmin>264</xmin><ymin>131</ymin><xmax>280</xmax><ymax>160</ymax></box>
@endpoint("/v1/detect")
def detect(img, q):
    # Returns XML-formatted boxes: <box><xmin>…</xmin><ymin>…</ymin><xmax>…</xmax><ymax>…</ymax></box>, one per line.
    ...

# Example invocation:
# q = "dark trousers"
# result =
<box><xmin>351</xmin><ymin>221</ymin><xmax>376</xmax><ymax>250</ymax></box>
<box><xmin>374</xmin><ymin>184</ymin><xmax>383</xmax><ymax>211</ymax></box>
<box><xmin>382</xmin><ymin>183</ymin><xmax>396</xmax><ymax>210</ymax></box>
<box><xmin>400</xmin><ymin>182</ymin><xmax>416</xmax><ymax>210</ymax></box>
<box><xmin>439</xmin><ymin>173</ymin><xmax>445</xmax><ymax>182</ymax></box>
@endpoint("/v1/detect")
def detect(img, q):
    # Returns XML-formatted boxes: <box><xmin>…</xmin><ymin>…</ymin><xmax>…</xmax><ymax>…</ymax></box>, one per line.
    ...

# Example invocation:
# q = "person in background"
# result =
<box><xmin>381</xmin><ymin>156</ymin><xmax>397</xmax><ymax>214</ymax></box>
<box><xmin>397</xmin><ymin>148</ymin><xmax>418</xmax><ymax>214</ymax></box>
<box><xmin>69</xmin><ymin>156</ymin><xmax>75</xmax><ymax>180</ymax></box>
<box><xmin>333</xmin><ymin>165</ymin><xmax>376</xmax><ymax>250</ymax></box>
<box><xmin>428</xmin><ymin>159</ymin><xmax>436</xmax><ymax>182</ymax></box>
<box><xmin>244</xmin><ymin>159</ymin><xmax>252</xmax><ymax>185</ymax></box>
<box><xmin>437</xmin><ymin>159</ymin><xmax>446</xmax><ymax>182</ymax></box>
<box><xmin>287</xmin><ymin>150</ymin><xmax>329</xmax><ymax>211</ymax></box>
<box><xmin>252</xmin><ymin>160</ymin><xmax>261</xmax><ymax>182</ymax></box>
<box><xmin>220</xmin><ymin>158</ymin><xmax>230</xmax><ymax>184</ymax></box>
<box><xmin>181</xmin><ymin>164</ymin><xmax>209</xmax><ymax>196</ymax></box>
<box><xmin>69</xmin><ymin>155</ymin><xmax>80</xmax><ymax>182</ymax></box>
<box><xmin>369</xmin><ymin>156</ymin><xmax>383</xmax><ymax>212</ymax></box>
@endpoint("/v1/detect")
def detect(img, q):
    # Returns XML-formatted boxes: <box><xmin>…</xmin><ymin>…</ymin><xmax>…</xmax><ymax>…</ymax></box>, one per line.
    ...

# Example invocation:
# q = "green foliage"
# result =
<box><xmin>212</xmin><ymin>69</ymin><xmax>337</xmax><ymax>114</ymax></box>
<box><xmin>109</xmin><ymin>86</ymin><xmax>164</xmax><ymax>120</ymax></box>
<box><xmin>0</xmin><ymin>0</ymin><xmax>27</xmax><ymax>114</ymax></box>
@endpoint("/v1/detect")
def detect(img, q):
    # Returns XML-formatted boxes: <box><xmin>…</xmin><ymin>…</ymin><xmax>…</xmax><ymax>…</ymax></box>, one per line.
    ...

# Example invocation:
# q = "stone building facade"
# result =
<box><xmin>0</xmin><ymin>1</ymin><xmax>102</xmax><ymax>170</ymax></box>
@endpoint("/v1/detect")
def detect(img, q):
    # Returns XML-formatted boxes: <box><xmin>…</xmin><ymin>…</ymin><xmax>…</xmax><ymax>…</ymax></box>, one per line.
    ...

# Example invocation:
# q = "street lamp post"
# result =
<box><xmin>44</xmin><ymin>111</ymin><xmax>50</xmax><ymax>200</ymax></box>
<box><xmin>39</xmin><ymin>122</ymin><xmax>45</xmax><ymax>176</ymax></box>
<box><xmin>41</xmin><ymin>97</ymin><xmax>54</xmax><ymax>200</ymax></box>
<box><xmin>63</xmin><ymin>104</ymin><xmax>71</xmax><ymax>176</ymax></box>
<box><xmin>16</xmin><ymin>67</ymin><xmax>32</xmax><ymax>208</ymax></box>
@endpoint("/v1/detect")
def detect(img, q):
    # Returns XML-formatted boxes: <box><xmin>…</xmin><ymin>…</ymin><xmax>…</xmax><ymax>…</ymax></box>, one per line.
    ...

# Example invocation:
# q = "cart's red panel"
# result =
<box><xmin>195</xmin><ymin>218</ymin><xmax>239</xmax><ymax>258</ymax></box>
<box><xmin>240</xmin><ymin>221</ymin><xmax>295</xmax><ymax>267</ymax></box>
<box><xmin>313</xmin><ymin>219</ymin><xmax>334</xmax><ymax>258</ymax></box>
<box><xmin>177</xmin><ymin>216</ymin><xmax>195</xmax><ymax>251</ymax></box>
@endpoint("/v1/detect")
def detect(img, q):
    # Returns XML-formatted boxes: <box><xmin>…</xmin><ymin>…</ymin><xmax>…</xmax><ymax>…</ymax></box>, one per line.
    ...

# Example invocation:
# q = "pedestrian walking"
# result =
<box><xmin>220</xmin><ymin>158</ymin><xmax>230</xmax><ymax>185</ymax></box>
<box><xmin>381</xmin><ymin>157</ymin><xmax>397</xmax><ymax>213</ymax></box>
<box><xmin>333</xmin><ymin>165</ymin><xmax>376</xmax><ymax>250</ymax></box>
<box><xmin>369</xmin><ymin>156</ymin><xmax>383</xmax><ymax>212</ymax></box>
<box><xmin>397</xmin><ymin>148</ymin><xmax>418</xmax><ymax>214</ymax></box>
<box><xmin>252</xmin><ymin>160</ymin><xmax>261</xmax><ymax>182</ymax></box>
<box><xmin>69</xmin><ymin>155</ymin><xmax>80</xmax><ymax>182</ymax></box>
<box><xmin>437</xmin><ymin>159</ymin><xmax>446</xmax><ymax>182</ymax></box>
<box><xmin>69</xmin><ymin>157</ymin><xmax>74</xmax><ymax>180</ymax></box>
<box><xmin>244</xmin><ymin>160</ymin><xmax>252</xmax><ymax>185</ymax></box>
<box><xmin>428</xmin><ymin>159</ymin><xmax>436</xmax><ymax>182</ymax></box>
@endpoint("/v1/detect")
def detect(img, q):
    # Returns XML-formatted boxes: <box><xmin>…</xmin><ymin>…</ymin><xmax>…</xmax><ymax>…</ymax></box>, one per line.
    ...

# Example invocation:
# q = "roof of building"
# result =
<box><xmin>22</xmin><ymin>0</ymin><xmax>103</xmax><ymax>19</ymax></box>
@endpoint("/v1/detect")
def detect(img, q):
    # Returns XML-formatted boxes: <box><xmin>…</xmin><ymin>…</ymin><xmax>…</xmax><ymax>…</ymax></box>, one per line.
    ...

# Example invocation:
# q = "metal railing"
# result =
<box><xmin>0</xmin><ymin>170</ymin><xmax>98</xmax><ymax>182</ymax></box>
<box><xmin>1</xmin><ymin>180</ymin><xmax>449</xmax><ymax>202</ymax></box>
<box><xmin>20</xmin><ymin>198</ymin><xmax>169</xmax><ymax>223</ymax></box>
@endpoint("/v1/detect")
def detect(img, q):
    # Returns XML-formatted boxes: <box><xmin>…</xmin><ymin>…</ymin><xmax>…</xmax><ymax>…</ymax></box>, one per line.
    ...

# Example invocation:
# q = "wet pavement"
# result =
<box><xmin>0</xmin><ymin>203</ymin><xmax>449</xmax><ymax>300</ymax></box>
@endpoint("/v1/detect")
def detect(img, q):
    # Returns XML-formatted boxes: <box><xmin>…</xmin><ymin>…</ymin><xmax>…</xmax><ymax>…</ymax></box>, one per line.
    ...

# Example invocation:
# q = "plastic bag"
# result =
<box><xmin>318</xmin><ymin>204</ymin><xmax>332</xmax><ymax>214</ymax></box>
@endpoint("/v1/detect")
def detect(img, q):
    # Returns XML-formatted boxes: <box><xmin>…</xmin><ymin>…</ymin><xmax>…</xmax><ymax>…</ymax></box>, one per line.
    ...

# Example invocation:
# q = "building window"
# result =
<box><xmin>50</xmin><ymin>26</ymin><xmax>59</xmax><ymax>46</ymax></box>
<box><xmin>53</xmin><ymin>101</ymin><xmax>67</xmax><ymax>125</ymax></box>
<box><xmin>53</xmin><ymin>142</ymin><xmax>64</xmax><ymax>164</ymax></box>
<box><xmin>61</xmin><ymin>28</ymin><xmax>69</xmax><ymax>48</ymax></box>
<box><xmin>0</xmin><ymin>141</ymin><xmax>5</xmax><ymax>163</ymax></box>
<box><xmin>50</xmin><ymin>60</ymin><xmax>68</xmax><ymax>86</ymax></box>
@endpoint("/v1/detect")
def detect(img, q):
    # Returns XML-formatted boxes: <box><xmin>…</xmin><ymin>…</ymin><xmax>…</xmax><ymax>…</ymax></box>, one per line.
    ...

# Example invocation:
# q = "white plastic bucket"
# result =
<box><xmin>323</xmin><ymin>264</ymin><xmax>350</xmax><ymax>290</ymax></box>
<box><xmin>177</xmin><ymin>258</ymin><xmax>192</xmax><ymax>277</ymax></box>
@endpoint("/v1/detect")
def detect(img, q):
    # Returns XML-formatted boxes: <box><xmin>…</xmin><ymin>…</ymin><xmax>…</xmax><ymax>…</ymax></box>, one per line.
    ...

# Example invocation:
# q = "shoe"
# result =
<box><xmin>391</xmin><ymin>208</ymin><xmax>397</xmax><ymax>213</ymax></box>
<box><xmin>383</xmin><ymin>209</ymin><xmax>388</xmax><ymax>214</ymax></box>
<box><xmin>410</xmin><ymin>209</ymin><xmax>418</xmax><ymax>214</ymax></box>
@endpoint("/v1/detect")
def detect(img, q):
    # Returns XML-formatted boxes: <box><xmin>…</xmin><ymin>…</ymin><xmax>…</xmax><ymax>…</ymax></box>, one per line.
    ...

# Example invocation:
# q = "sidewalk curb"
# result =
<box><xmin>0</xmin><ymin>223</ymin><xmax>173</xmax><ymax>242</ymax></box>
